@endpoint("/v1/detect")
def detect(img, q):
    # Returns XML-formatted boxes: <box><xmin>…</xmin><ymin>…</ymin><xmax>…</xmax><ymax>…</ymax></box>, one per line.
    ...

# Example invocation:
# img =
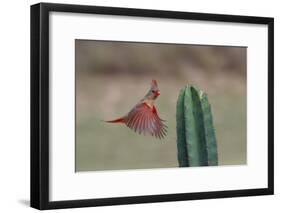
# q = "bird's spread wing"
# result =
<box><xmin>125</xmin><ymin>103</ymin><xmax>167</xmax><ymax>139</ymax></box>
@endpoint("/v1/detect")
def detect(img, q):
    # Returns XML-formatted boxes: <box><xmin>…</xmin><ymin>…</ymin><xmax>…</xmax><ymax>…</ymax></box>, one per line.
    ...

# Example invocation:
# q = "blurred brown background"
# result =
<box><xmin>75</xmin><ymin>39</ymin><xmax>247</xmax><ymax>172</ymax></box>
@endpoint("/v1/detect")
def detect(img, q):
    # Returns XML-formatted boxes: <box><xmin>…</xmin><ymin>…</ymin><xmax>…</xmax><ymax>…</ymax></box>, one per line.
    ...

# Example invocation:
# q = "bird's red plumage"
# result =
<box><xmin>104</xmin><ymin>117</ymin><xmax>125</xmax><ymax>123</ymax></box>
<box><xmin>124</xmin><ymin>103</ymin><xmax>167</xmax><ymax>139</ymax></box>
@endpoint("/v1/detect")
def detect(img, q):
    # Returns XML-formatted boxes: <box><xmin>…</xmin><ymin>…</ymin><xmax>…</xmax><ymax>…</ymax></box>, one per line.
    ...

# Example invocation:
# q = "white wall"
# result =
<box><xmin>0</xmin><ymin>0</ymin><xmax>279</xmax><ymax>212</ymax></box>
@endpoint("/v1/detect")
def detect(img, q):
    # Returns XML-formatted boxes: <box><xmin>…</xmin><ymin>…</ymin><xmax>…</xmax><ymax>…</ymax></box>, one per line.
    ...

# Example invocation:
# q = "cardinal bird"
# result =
<box><xmin>104</xmin><ymin>80</ymin><xmax>167</xmax><ymax>139</ymax></box>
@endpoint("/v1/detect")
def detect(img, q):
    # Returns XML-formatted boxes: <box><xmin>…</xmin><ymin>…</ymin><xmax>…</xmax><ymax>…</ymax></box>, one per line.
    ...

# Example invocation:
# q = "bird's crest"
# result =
<box><xmin>151</xmin><ymin>79</ymin><xmax>158</xmax><ymax>90</ymax></box>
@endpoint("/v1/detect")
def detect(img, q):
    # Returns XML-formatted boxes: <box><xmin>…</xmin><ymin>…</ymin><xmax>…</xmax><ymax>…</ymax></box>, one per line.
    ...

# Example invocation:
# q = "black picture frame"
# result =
<box><xmin>30</xmin><ymin>2</ymin><xmax>274</xmax><ymax>210</ymax></box>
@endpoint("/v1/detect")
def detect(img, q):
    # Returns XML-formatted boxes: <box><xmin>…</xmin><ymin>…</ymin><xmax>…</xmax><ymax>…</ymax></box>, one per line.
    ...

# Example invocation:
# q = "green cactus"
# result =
<box><xmin>176</xmin><ymin>85</ymin><xmax>218</xmax><ymax>167</ymax></box>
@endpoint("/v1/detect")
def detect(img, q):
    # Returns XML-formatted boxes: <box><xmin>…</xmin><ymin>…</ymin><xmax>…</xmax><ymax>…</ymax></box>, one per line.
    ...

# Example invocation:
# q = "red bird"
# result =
<box><xmin>105</xmin><ymin>80</ymin><xmax>167</xmax><ymax>139</ymax></box>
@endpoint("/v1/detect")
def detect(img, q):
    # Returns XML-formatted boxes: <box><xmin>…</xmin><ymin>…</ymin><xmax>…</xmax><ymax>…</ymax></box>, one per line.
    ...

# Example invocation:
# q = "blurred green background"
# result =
<box><xmin>75</xmin><ymin>40</ymin><xmax>247</xmax><ymax>172</ymax></box>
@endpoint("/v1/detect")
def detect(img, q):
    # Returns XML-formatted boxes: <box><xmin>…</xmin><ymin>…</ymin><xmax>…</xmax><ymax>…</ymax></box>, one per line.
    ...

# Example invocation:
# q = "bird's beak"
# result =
<box><xmin>156</xmin><ymin>91</ymin><xmax>160</xmax><ymax>96</ymax></box>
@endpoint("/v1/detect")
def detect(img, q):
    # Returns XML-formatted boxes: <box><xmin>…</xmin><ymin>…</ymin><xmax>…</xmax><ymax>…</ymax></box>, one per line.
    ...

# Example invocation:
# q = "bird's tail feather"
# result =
<box><xmin>103</xmin><ymin>117</ymin><xmax>125</xmax><ymax>123</ymax></box>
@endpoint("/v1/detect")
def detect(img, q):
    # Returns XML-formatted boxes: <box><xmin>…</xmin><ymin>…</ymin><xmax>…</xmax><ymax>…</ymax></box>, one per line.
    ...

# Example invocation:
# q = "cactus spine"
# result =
<box><xmin>176</xmin><ymin>85</ymin><xmax>218</xmax><ymax>167</ymax></box>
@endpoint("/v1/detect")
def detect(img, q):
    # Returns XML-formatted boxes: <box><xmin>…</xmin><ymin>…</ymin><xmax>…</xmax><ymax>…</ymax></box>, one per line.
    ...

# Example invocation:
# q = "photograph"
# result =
<box><xmin>75</xmin><ymin>40</ymin><xmax>247</xmax><ymax>172</ymax></box>
<box><xmin>30</xmin><ymin>3</ymin><xmax>273</xmax><ymax>209</ymax></box>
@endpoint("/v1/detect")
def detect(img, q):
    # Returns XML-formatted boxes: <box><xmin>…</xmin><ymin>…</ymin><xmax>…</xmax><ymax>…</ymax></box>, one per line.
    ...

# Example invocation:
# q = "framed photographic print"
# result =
<box><xmin>30</xmin><ymin>2</ymin><xmax>274</xmax><ymax>210</ymax></box>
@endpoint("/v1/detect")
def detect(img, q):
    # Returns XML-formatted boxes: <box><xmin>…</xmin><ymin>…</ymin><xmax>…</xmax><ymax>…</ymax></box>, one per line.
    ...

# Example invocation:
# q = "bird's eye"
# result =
<box><xmin>152</xmin><ymin>90</ymin><xmax>156</xmax><ymax>93</ymax></box>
